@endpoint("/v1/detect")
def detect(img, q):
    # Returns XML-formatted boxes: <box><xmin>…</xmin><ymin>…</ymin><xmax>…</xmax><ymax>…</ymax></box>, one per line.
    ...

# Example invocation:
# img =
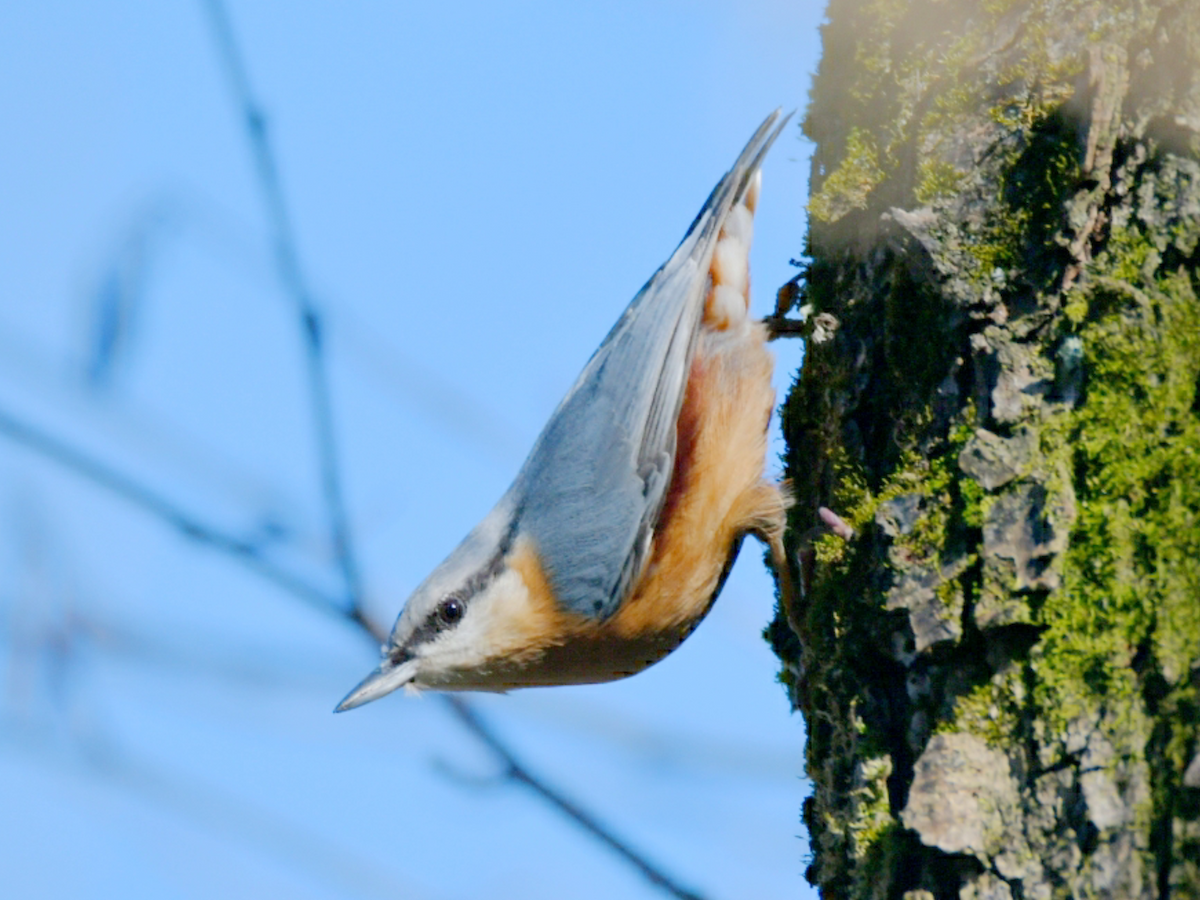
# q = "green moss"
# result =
<box><xmin>779</xmin><ymin>2</ymin><xmax>1200</xmax><ymax>893</ymax></box>
<box><xmin>848</xmin><ymin>754</ymin><xmax>895</xmax><ymax>857</ymax></box>
<box><xmin>1035</xmin><ymin>234</ymin><xmax>1200</xmax><ymax>737</ymax></box>
<box><xmin>959</xmin><ymin>474</ymin><xmax>991</xmax><ymax>528</ymax></box>
<box><xmin>810</xmin><ymin>127</ymin><xmax>886</xmax><ymax>223</ymax></box>
<box><xmin>806</xmin><ymin>0</ymin><xmax>1096</xmax><ymax>239</ymax></box>
<box><xmin>915</xmin><ymin>158</ymin><xmax>965</xmax><ymax>205</ymax></box>
<box><xmin>1063</xmin><ymin>287</ymin><xmax>1090</xmax><ymax>326</ymax></box>
<box><xmin>833</xmin><ymin>445</ymin><xmax>876</xmax><ymax>530</ymax></box>
<box><xmin>1094</xmin><ymin>226</ymin><xmax>1157</xmax><ymax>286</ymax></box>
<box><xmin>947</xmin><ymin>666</ymin><xmax>1027</xmax><ymax>746</ymax></box>
<box><xmin>855</xmin><ymin>820</ymin><xmax>905</xmax><ymax>899</ymax></box>
<box><xmin>993</xmin><ymin>111</ymin><xmax>1082</xmax><ymax>284</ymax></box>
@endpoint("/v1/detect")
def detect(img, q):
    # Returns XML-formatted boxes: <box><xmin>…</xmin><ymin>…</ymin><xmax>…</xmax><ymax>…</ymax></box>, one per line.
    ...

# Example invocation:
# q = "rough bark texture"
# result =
<box><xmin>769</xmin><ymin>1</ymin><xmax>1200</xmax><ymax>897</ymax></box>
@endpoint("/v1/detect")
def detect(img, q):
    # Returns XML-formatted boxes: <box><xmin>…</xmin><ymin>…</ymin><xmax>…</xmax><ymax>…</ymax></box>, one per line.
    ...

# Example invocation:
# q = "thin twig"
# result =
<box><xmin>200</xmin><ymin>5</ymin><xmax>713</xmax><ymax>895</ymax></box>
<box><xmin>0</xmin><ymin>407</ymin><xmax>342</xmax><ymax>617</ymax></box>
<box><xmin>1</xmin><ymin>722</ymin><xmax>438</xmax><ymax>900</ymax></box>
<box><xmin>0</xmin><ymin>409</ymin><xmax>709</xmax><ymax>899</ymax></box>
<box><xmin>5</xmin><ymin>6</ymin><xmax>717</xmax><ymax>895</ymax></box>
<box><xmin>201</xmin><ymin>0</ymin><xmax>363</xmax><ymax>612</ymax></box>
<box><xmin>445</xmin><ymin>696</ymin><xmax>706</xmax><ymax>900</ymax></box>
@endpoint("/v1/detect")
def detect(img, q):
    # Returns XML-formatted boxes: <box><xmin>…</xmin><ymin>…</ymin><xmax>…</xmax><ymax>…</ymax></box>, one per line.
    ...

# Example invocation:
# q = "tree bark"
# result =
<box><xmin>770</xmin><ymin>1</ymin><xmax>1200</xmax><ymax>897</ymax></box>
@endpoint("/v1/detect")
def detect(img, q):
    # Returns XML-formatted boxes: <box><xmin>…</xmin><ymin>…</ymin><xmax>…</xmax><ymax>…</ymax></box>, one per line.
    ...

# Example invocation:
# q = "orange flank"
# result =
<box><xmin>611</xmin><ymin>317</ymin><xmax>787</xmax><ymax>642</ymax></box>
<box><xmin>481</xmin><ymin>312</ymin><xmax>789</xmax><ymax>688</ymax></box>
<box><xmin>462</xmin><ymin>181</ymin><xmax>791</xmax><ymax>689</ymax></box>
<box><xmin>333</xmin><ymin>113</ymin><xmax>794</xmax><ymax>705</ymax></box>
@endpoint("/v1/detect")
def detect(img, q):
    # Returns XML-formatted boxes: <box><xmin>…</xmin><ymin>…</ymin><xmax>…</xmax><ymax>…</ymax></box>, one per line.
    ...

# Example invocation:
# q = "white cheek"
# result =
<box><xmin>417</xmin><ymin>569</ymin><xmax>533</xmax><ymax>674</ymax></box>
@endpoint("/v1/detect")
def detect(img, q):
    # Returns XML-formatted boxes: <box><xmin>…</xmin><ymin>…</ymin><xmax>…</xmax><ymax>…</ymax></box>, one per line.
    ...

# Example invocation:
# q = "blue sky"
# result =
<box><xmin>0</xmin><ymin>2</ymin><xmax>822</xmax><ymax>897</ymax></box>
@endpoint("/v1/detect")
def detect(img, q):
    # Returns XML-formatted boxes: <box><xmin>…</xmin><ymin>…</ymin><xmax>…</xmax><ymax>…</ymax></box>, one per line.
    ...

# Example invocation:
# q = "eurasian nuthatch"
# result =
<box><xmin>337</xmin><ymin>111</ymin><xmax>793</xmax><ymax>708</ymax></box>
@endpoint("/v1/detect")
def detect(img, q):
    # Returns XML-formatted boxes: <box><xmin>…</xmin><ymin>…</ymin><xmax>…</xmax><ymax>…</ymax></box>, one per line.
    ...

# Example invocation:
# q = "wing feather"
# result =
<box><xmin>514</xmin><ymin>111</ymin><xmax>789</xmax><ymax>619</ymax></box>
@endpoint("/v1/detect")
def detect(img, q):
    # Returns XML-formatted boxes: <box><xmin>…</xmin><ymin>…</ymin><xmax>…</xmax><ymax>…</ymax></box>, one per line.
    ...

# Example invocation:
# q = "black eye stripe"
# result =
<box><xmin>412</xmin><ymin>516</ymin><xmax>520</xmax><ymax>643</ymax></box>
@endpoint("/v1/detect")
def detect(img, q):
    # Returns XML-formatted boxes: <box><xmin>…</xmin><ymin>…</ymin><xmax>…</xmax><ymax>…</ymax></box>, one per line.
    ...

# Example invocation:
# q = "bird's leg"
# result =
<box><xmin>789</xmin><ymin>505</ymin><xmax>854</xmax><ymax>633</ymax></box>
<box><xmin>762</xmin><ymin>272</ymin><xmax>807</xmax><ymax>340</ymax></box>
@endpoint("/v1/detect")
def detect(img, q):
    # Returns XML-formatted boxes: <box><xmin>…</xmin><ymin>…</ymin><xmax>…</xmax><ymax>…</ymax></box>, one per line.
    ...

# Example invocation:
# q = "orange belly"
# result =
<box><xmin>482</xmin><ymin>316</ymin><xmax>787</xmax><ymax>688</ymax></box>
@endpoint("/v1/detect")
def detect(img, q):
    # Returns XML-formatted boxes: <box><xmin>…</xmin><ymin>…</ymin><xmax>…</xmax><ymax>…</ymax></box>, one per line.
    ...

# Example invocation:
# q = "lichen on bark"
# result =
<box><xmin>771</xmin><ymin>1</ymin><xmax>1200</xmax><ymax>897</ymax></box>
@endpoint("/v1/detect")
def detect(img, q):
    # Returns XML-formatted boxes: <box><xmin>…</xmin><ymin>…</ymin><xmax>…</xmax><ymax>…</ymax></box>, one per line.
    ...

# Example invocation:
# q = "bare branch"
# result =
<box><xmin>445</xmin><ymin>696</ymin><xmax>707</xmax><ymax>900</ymax></box>
<box><xmin>0</xmin><ymin>406</ymin><xmax>345</xmax><ymax>620</ymax></box>
<box><xmin>0</xmin><ymin>722</ymin><xmax>443</xmax><ymax>900</ymax></box>
<box><xmin>0</xmin><ymin>6</ymin><xmax>732</xmax><ymax>897</ymax></box>
<box><xmin>201</xmin><ymin>0</ymin><xmax>364</xmax><ymax>612</ymax></box>
<box><xmin>0</xmin><ymin>406</ymin><xmax>712</xmax><ymax>899</ymax></box>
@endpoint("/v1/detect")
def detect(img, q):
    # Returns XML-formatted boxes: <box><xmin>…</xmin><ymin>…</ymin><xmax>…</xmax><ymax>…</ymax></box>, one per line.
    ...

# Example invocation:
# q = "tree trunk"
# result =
<box><xmin>770</xmin><ymin>1</ymin><xmax>1200</xmax><ymax>897</ymax></box>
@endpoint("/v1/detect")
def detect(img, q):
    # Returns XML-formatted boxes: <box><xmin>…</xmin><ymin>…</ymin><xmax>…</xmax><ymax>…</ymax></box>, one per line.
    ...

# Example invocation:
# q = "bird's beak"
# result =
<box><xmin>334</xmin><ymin>656</ymin><xmax>418</xmax><ymax>712</ymax></box>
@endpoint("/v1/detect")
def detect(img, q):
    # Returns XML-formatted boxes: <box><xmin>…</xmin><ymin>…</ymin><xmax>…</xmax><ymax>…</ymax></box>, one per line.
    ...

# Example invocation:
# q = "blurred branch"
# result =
<box><xmin>335</xmin><ymin>309</ymin><xmax>523</xmax><ymax>464</ymax></box>
<box><xmin>202</xmin><ymin>0</ymin><xmax>363</xmax><ymax>612</ymax></box>
<box><xmin>183</xmin><ymin>5</ymin><xmax>712</xmax><ymax>898</ymax></box>
<box><xmin>0</xmin><ymin>407</ymin><xmax>342</xmax><ymax>618</ymax></box>
<box><xmin>0</xmin><ymin>720</ymin><xmax>443</xmax><ymax>900</ymax></box>
<box><xmin>0</xmin><ymin>403</ymin><xmax>708</xmax><ymax>900</ymax></box>
<box><xmin>445</xmin><ymin>696</ymin><xmax>706</xmax><ymax>900</ymax></box>
<box><xmin>0</xmin><ymin>302</ymin><xmax>300</xmax><ymax>521</ymax></box>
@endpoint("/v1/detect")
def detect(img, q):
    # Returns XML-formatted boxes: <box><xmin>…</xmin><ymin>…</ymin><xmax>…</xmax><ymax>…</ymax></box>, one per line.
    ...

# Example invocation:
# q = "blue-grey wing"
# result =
<box><xmin>513</xmin><ymin>110</ymin><xmax>788</xmax><ymax>620</ymax></box>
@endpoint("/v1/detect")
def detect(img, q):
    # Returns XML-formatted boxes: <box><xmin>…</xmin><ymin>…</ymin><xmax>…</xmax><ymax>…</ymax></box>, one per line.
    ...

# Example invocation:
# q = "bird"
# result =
<box><xmin>336</xmin><ymin>111</ymin><xmax>793</xmax><ymax>709</ymax></box>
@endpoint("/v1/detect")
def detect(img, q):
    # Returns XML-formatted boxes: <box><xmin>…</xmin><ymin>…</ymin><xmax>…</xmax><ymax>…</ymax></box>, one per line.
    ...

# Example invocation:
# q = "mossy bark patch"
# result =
<box><xmin>773</xmin><ymin>0</ymin><xmax>1200</xmax><ymax>896</ymax></box>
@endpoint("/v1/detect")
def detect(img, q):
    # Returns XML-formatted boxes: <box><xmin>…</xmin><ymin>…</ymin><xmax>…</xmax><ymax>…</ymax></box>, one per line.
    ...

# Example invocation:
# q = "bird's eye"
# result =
<box><xmin>437</xmin><ymin>597</ymin><xmax>464</xmax><ymax>626</ymax></box>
